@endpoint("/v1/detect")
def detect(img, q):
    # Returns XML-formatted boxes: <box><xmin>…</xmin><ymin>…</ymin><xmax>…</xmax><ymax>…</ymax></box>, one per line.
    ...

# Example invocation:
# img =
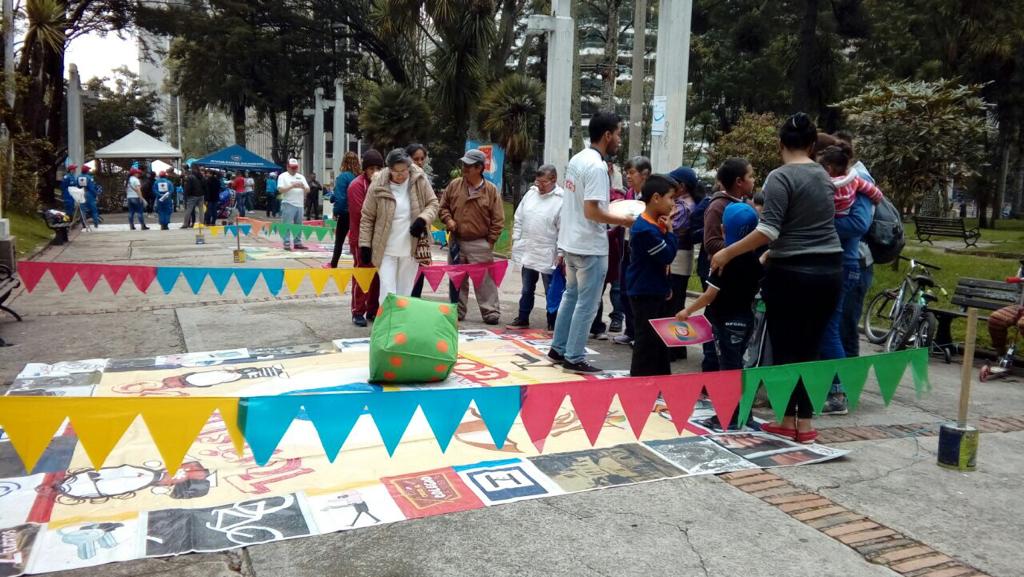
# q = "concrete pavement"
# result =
<box><xmin>1</xmin><ymin>219</ymin><xmax>1021</xmax><ymax>577</ymax></box>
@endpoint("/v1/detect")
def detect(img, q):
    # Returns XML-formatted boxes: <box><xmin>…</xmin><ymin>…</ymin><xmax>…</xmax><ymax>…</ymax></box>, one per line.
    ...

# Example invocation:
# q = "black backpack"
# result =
<box><xmin>865</xmin><ymin>196</ymin><xmax>905</xmax><ymax>264</ymax></box>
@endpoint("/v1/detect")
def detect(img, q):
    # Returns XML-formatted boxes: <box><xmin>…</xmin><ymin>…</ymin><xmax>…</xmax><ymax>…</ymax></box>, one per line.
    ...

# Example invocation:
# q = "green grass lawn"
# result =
<box><xmin>7</xmin><ymin>211</ymin><xmax>52</xmax><ymax>258</ymax></box>
<box><xmin>905</xmin><ymin>218</ymin><xmax>1024</xmax><ymax>258</ymax></box>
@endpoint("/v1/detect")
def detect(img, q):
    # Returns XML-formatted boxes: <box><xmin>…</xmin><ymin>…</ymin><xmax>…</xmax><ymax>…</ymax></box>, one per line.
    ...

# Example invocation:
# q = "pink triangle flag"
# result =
<box><xmin>448</xmin><ymin>270</ymin><xmax>468</xmax><ymax>291</ymax></box>
<box><xmin>102</xmin><ymin>266</ymin><xmax>130</xmax><ymax>294</ymax></box>
<box><xmin>76</xmin><ymin>265</ymin><xmax>104</xmax><ymax>292</ymax></box>
<box><xmin>614</xmin><ymin>378</ymin><xmax>662</xmax><ymax>439</ymax></box>
<box><xmin>488</xmin><ymin>260</ymin><xmax>509</xmax><ymax>287</ymax></box>
<box><xmin>467</xmin><ymin>265</ymin><xmax>488</xmax><ymax>288</ymax></box>
<box><xmin>567</xmin><ymin>380</ymin><xmax>618</xmax><ymax>446</ymax></box>
<box><xmin>422</xmin><ymin>267</ymin><xmax>447</xmax><ymax>292</ymax></box>
<box><xmin>658</xmin><ymin>374</ymin><xmax>704</xmax><ymax>433</ymax></box>
<box><xmin>703</xmin><ymin>370</ymin><xmax>743</xmax><ymax>430</ymax></box>
<box><xmin>48</xmin><ymin>263</ymin><xmax>78</xmax><ymax>291</ymax></box>
<box><xmin>15</xmin><ymin>261</ymin><xmax>47</xmax><ymax>292</ymax></box>
<box><xmin>519</xmin><ymin>383</ymin><xmax>569</xmax><ymax>452</ymax></box>
<box><xmin>126</xmin><ymin>266</ymin><xmax>158</xmax><ymax>293</ymax></box>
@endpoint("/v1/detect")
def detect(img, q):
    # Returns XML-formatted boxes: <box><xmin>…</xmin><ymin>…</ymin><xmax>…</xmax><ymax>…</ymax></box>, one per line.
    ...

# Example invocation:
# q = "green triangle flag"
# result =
<box><xmin>908</xmin><ymin>348</ymin><xmax>930</xmax><ymax>396</ymax></box>
<box><xmin>795</xmin><ymin>360</ymin><xmax>839</xmax><ymax>415</ymax></box>
<box><xmin>303</xmin><ymin>225</ymin><xmax>316</xmax><ymax>240</ymax></box>
<box><xmin>314</xmin><ymin>227</ymin><xmax>328</xmax><ymax>241</ymax></box>
<box><xmin>835</xmin><ymin>355</ymin><xmax>873</xmax><ymax>411</ymax></box>
<box><xmin>269</xmin><ymin>223</ymin><xmax>278</xmax><ymax>235</ymax></box>
<box><xmin>753</xmin><ymin>365</ymin><xmax>800</xmax><ymax>422</ymax></box>
<box><xmin>737</xmin><ymin>371</ymin><xmax>762</xmax><ymax>426</ymax></box>
<box><xmin>873</xmin><ymin>351</ymin><xmax>909</xmax><ymax>405</ymax></box>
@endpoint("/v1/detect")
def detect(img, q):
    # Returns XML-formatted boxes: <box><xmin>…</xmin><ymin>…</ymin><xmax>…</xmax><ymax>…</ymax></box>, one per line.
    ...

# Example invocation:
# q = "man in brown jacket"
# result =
<box><xmin>439</xmin><ymin>149</ymin><xmax>505</xmax><ymax>324</ymax></box>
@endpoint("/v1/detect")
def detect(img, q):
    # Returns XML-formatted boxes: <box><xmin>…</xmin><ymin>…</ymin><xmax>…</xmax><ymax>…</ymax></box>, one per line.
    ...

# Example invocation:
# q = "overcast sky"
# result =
<box><xmin>65</xmin><ymin>31</ymin><xmax>138</xmax><ymax>83</ymax></box>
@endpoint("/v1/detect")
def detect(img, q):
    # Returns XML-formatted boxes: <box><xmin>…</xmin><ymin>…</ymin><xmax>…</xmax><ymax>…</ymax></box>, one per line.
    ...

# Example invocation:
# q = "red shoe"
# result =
<box><xmin>796</xmin><ymin>429</ymin><xmax>819</xmax><ymax>444</ymax></box>
<box><xmin>760</xmin><ymin>422</ymin><xmax>798</xmax><ymax>441</ymax></box>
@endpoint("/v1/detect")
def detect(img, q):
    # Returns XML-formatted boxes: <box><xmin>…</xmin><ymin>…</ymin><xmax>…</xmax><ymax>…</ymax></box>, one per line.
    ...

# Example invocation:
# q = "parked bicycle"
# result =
<box><xmin>864</xmin><ymin>256</ymin><xmax>948</xmax><ymax>359</ymax></box>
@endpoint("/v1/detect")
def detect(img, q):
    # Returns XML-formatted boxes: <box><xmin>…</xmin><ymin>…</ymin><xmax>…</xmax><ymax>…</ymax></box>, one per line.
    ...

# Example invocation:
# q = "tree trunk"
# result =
<box><xmin>511</xmin><ymin>160</ymin><xmax>524</xmax><ymax>209</ymax></box>
<box><xmin>1013</xmin><ymin>126</ymin><xmax>1024</xmax><ymax>217</ymax></box>
<box><xmin>628</xmin><ymin>0</ymin><xmax>647</xmax><ymax>158</ymax></box>
<box><xmin>570</xmin><ymin>0</ymin><xmax>584</xmax><ymax>154</ymax></box>
<box><xmin>601</xmin><ymin>0</ymin><xmax>621</xmax><ymax>111</ymax></box>
<box><xmin>792</xmin><ymin>0</ymin><xmax>819</xmax><ymax>113</ymax></box>
<box><xmin>232</xmin><ymin>104</ymin><xmax>247</xmax><ymax>146</ymax></box>
<box><xmin>490</xmin><ymin>0</ymin><xmax>521</xmax><ymax>80</ymax></box>
<box><xmin>993</xmin><ymin>121</ymin><xmax>1011</xmax><ymax>226</ymax></box>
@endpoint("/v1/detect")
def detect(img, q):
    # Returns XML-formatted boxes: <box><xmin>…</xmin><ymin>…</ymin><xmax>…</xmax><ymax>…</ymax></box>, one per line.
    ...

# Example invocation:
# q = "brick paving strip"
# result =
<box><xmin>720</xmin><ymin>457</ymin><xmax>1011</xmax><ymax>577</ymax></box>
<box><xmin>815</xmin><ymin>416</ymin><xmax>1024</xmax><ymax>443</ymax></box>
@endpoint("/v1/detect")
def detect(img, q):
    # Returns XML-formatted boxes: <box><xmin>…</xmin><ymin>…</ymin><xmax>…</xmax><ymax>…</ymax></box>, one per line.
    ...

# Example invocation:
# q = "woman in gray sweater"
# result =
<box><xmin>710</xmin><ymin>112</ymin><xmax>842</xmax><ymax>444</ymax></box>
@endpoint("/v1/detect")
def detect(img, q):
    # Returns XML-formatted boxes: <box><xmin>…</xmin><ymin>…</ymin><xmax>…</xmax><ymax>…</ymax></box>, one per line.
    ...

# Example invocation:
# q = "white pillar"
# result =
<box><xmin>67</xmin><ymin>64</ymin><xmax>84</xmax><ymax>176</ymax></box>
<box><xmin>313</xmin><ymin>87</ymin><xmax>324</xmax><ymax>179</ymax></box>
<box><xmin>528</xmin><ymin>0</ymin><xmax>574</xmax><ymax>184</ymax></box>
<box><xmin>649</xmin><ymin>0</ymin><xmax>693</xmax><ymax>172</ymax></box>
<box><xmin>628</xmin><ymin>0</ymin><xmax>647</xmax><ymax>158</ymax></box>
<box><xmin>332</xmin><ymin>78</ymin><xmax>345</xmax><ymax>174</ymax></box>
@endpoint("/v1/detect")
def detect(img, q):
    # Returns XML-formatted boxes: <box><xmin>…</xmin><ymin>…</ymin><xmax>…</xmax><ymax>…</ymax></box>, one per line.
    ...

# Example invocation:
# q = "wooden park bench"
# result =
<box><xmin>913</xmin><ymin>216</ymin><xmax>981</xmax><ymax>248</ymax></box>
<box><xmin>0</xmin><ymin>264</ymin><xmax>22</xmax><ymax>345</ymax></box>
<box><xmin>933</xmin><ymin>275</ymin><xmax>1022</xmax><ymax>357</ymax></box>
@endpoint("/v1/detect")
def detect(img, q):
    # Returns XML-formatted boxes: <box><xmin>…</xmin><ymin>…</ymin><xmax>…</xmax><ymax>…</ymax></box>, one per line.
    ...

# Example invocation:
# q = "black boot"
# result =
<box><xmin>130</xmin><ymin>224</ymin><xmax>136</xmax><ymax>230</ymax></box>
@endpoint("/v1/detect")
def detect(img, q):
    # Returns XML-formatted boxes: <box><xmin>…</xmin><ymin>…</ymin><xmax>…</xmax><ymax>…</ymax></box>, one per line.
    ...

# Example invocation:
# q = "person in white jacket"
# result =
<box><xmin>508</xmin><ymin>165</ymin><xmax>564</xmax><ymax>330</ymax></box>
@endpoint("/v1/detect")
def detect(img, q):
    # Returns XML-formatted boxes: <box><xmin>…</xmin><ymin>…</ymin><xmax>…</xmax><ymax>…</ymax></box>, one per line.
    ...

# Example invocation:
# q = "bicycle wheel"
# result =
<box><xmin>886</xmin><ymin>304</ymin><xmax>920</xmax><ymax>352</ymax></box>
<box><xmin>865</xmin><ymin>290</ymin><xmax>898</xmax><ymax>344</ymax></box>
<box><xmin>913</xmin><ymin>311</ymin><xmax>938</xmax><ymax>351</ymax></box>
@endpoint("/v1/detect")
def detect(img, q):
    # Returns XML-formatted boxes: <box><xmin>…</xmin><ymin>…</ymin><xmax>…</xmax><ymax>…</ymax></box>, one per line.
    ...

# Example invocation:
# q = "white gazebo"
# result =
<box><xmin>93</xmin><ymin>129</ymin><xmax>182</xmax><ymax>159</ymax></box>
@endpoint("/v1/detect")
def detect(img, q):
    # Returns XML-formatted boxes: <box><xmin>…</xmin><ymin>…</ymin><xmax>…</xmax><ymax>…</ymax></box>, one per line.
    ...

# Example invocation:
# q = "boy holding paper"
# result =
<box><xmin>676</xmin><ymin>202</ymin><xmax>762</xmax><ymax>372</ymax></box>
<box><xmin>626</xmin><ymin>174</ymin><xmax>678</xmax><ymax>377</ymax></box>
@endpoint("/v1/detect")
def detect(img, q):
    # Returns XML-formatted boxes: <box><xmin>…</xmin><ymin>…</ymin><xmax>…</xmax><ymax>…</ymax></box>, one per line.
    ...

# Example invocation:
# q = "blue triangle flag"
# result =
<box><xmin>365</xmin><ymin>391</ymin><xmax>421</xmax><ymax>456</ymax></box>
<box><xmin>208</xmin><ymin>269</ymin><xmax>234</xmax><ymax>294</ymax></box>
<box><xmin>233</xmin><ymin>269</ymin><xmax>261</xmax><ymax>295</ymax></box>
<box><xmin>473</xmin><ymin>385</ymin><xmax>522</xmax><ymax>449</ymax></box>
<box><xmin>302</xmin><ymin>394</ymin><xmax>368</xmax><ymax>461</ymax></box>
<box><xmin>240</xmin><ymin>225</ymin><xmax>252</xmax><ymax>236</ymax></box>
<box><xmin>181</xmin><ymin>268</ymin><xmax>208</xmax><ymax>294</ymax></box>
<box><xmin>241</xmin><ymin>396</ymin><xmax>303</xmax><ymax>466</ymax></box>
<box><xmin>260</xmin><ymin>269</ymin><xmax>284</xmax><ymax>295</ymax></box>
<box><xmin>155</xmin><ymin>267</ymin><xmax>182</xmax><ymax>294</ymax></box>
<box><xmin>418</xmin><ymin>389</ymin><xmax>474</xmax><ymax>452</ymax></box>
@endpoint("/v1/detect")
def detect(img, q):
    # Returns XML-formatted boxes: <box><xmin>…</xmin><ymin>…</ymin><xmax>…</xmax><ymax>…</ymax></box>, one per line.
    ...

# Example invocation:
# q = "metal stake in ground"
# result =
<box><xmin>938</xmin><ymin>307</ymin><xmax>979</xmax><ymax>471</ymax></box>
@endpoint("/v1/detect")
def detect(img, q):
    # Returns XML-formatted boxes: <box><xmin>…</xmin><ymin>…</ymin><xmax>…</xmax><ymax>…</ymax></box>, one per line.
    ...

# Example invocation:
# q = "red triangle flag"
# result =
<box><xmin>16</xmin><ymin>261</ymin><xmax>48</xmax><ymax>292</ymax></box>
<box><xmin>102</xmin><ymin>265</ymin><xmax>130</xmax><ymax>294</ymax></box>
<box><xmin>519</xmin><ymin>383</ymin><xmax>568</xmax><ymax>452</ymax></box>
<box><xmin>467</xmin><ymin>265</ymin><xmax>488</xmax><ymax>288</ymax></box>
<box><xmin>658</xmin><ymin>374</ymin><xmax>704</xmax><ymax>433</ymax></box>
<box><xmin>615</xmin><ymin>378</ymin><xmax>661</xmax><ymax>439</ymax></box>
<box><xmin>448</xmin><ymin>270</ymin><xmax>468</xmax><ymax>291</ymax></box>
<box><xmin>489</xmin><ymin>260</ymin><xmax>509</xmax><ymax>287</ymax></box>
<box><xmin>76</xmin><ymin>265</ymin><xmax>104</xmax><ymax>292</ymax></box>
<box><xmin>126</xmin><ymin>266</ymin><xmax>158</xmax><ymax>293</ymax></box>
<box><xmin>48</xmin><ymin>263</ymin><xmax>78</xmax><ymax>291</ymax></box>
<box><xmin>703</xmin><ymin>370</ymin><xmax>743</xmax><ymax>430</ymax></box>
<box><xmin>422</xmin><ymin>267</ymin><xmax>446</xmax><ymax>292</ymax></box>
<box><xmin>567</xmin><ymin>380</ymin><xmax>618</xmax><ymax>445</ymax></box>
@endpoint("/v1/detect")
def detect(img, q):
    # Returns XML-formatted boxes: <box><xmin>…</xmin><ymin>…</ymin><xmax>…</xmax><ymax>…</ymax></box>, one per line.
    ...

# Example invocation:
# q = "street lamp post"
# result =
<box><xmin>527</xmin><ymin>0</ymin><xmax>574</xmax><ymax>185</ymax></box>
<box><xmin>649</xmin><ymin>0</ymin><xmax>693</xmax><ymax>172</ymax></box>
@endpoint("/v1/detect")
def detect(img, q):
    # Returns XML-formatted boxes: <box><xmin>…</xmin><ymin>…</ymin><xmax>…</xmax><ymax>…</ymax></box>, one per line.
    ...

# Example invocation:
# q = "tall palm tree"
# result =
<box><xmin>359</xmin><ymin>84</ymin><xmax>433</xmax><ymax>151</ymax></box>
<box><xmin>478</xmin><ymin>74</ymin><xmax>544</xmax><ymax>207</ymax></box>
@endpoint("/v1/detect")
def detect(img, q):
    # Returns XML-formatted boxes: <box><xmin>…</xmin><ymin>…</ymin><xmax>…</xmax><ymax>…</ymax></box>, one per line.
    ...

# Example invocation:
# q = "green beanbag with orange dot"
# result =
<box><xmin>368</xmin><ymin>293</ymin><xmax>459</xmax><ymax>383</ymax></box>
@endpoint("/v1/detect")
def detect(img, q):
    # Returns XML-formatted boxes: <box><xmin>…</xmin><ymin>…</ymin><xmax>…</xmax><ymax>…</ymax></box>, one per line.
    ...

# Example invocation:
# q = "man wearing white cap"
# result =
<box><xmin>277</xmin><ymin>158</ymin><xmax>310</xmax><ymax>250</ymax></box>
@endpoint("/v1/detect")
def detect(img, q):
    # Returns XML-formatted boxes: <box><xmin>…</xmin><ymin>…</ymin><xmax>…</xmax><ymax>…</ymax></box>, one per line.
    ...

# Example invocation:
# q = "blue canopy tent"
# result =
<box><xmin>192</xmin><ymin>145</ymin><xmax>282</xmax><ymax>172</ymax></box>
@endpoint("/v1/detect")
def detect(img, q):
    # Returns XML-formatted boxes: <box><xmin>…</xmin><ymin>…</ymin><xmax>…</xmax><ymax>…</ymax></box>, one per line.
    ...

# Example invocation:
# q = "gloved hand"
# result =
<box><xmin>359</xmin><ymin>246</ymin><xmax>373</xmax><ymax>265</ymax></box>
<box><xmin>410</xmin><ymin>217</ymin><xmax>427</xmax><ymax>238</ymax></box>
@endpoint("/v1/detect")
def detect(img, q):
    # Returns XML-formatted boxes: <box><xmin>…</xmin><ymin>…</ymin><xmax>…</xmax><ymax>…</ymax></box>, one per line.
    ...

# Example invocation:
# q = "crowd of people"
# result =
<box><xmin>62</xmin><ymin>109</ymin><xmax>905</xmax><ymax>444</ymax></box>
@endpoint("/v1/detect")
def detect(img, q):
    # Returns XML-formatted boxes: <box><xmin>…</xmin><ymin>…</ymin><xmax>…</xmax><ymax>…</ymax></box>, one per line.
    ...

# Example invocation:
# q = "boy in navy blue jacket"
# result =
<box><xmin>627</xmin><ymin>174</ymin><xmax>678</xmax><ymax>377</ymax></box>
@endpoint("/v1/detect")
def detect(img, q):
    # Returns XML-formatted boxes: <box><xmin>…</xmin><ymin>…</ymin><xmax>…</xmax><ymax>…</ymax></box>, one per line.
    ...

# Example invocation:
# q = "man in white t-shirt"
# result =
<box><xmin>277</xmin><ymin>159</ymin><xmax>310</xmax><ymax>250</ymax></box>
<box><xmin>126</xmin><ymin>167</ymin><xmax>150</xmax><ymax>231</ymax></box>
<box><xmin>549</xmin><ymin>111</ymin><xmax>633</xmax><ymax>374</ymax></box>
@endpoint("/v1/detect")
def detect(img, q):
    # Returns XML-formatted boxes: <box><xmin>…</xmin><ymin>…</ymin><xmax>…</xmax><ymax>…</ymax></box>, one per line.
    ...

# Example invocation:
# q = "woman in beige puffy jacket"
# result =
<box><xmin>359</xmin><ymin>148</ymin><xmax>439</xmax><ymax>297</ymax></box>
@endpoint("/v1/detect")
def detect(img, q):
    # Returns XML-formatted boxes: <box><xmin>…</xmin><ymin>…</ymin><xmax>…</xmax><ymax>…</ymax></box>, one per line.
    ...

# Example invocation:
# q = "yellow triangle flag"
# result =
<box><xmin>139</xmin><ymin>398</ymin><xmax>221</xmax><ymax>476</ymax></box>
<box><xmin>352</xmin><ymin>268</ymin><xmax>376</xmax><ymax>291</ymax></box>
<box><xmin>307</xmin><ymin>269</ymin><xmax>331</xmax><ymax>295</ymax></box>
<box><xmin>0</xmin><ymin>398</ymin><xmax>68</xmax><ymax>472</ymax></box>
<box><xmin>331</xmin><ymin>269</ymin><xmax>353</xmax><ymax>295</ymax></box>
<box><xmin>66</xmin><ymin>399</ymin><xmax>140</xmax><ymax>468</ymax></box>
<box><xmin>214</xmin><ymin>401</ymin><xmax>245</xmax><ymax>455</ymax></box>
<box><xmin>209</xmin><ymin>226</ymin><xmax>223</xmax><ymax>237</ymax></box>
<box><xmin>283</xmin><ymin>269</ymin><xmax>308</xmax><ymax>294</ymax></box>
